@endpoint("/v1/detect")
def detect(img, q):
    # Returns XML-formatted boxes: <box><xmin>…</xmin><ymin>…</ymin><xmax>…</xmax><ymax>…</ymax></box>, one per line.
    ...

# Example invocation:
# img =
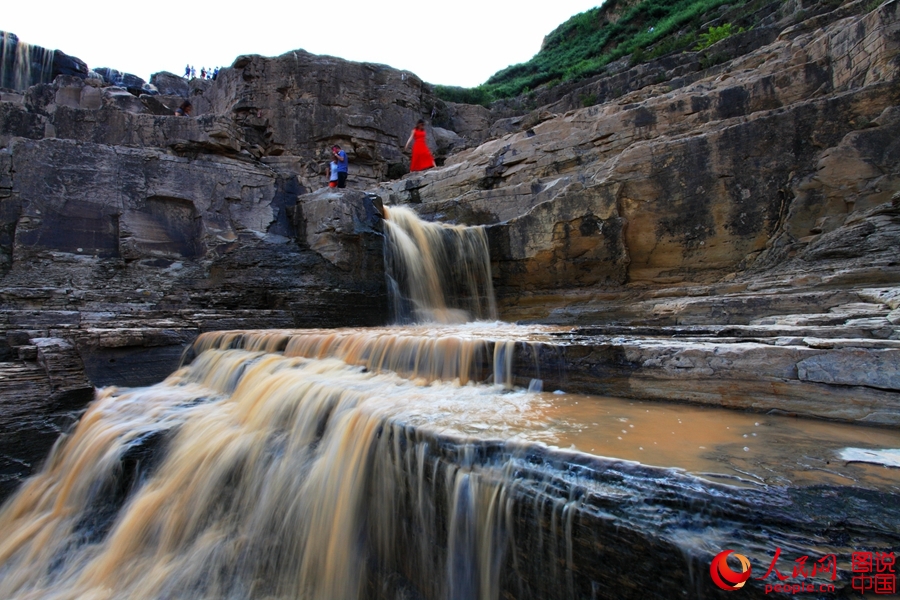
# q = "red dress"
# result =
<box><xmin>410</xmin><ymin>128</ymin><xmax>435</xmax><ymax>171</ymax></box>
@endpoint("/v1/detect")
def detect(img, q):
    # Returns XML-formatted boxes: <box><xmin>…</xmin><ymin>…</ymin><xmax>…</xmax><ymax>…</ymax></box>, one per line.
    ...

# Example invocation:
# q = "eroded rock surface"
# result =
<box><xmin>367</xmin><ymin>1</ymin><xmax>900</xmax><ymax>425</ymax></box>
<box><xmin>1</xmin><ymin>0</ymin><xmax>899</xmax><ymax>499</ymax></box>
<box><xmin>379</xmin><ymin>2</ymin><xmax>900</xmax><ymax>297</ymax></box>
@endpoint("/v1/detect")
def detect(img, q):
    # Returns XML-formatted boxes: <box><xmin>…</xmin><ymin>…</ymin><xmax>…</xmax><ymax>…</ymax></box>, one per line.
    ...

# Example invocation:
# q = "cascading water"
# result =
<box><xmin>382</xmin><ymin>205</ymin><xmax>497</xmax><ymax>324</ymax></box>
<box><xmin>0</xmin><ymin>32</ymin><xmax>55</xmax><ymax>92</ymax></box>
<box><xmin>0</xmin><ymin>349</ymin><xmax>543</xmax><ymax>599</ymax></box>
<box><xmin>1</xmin><ymin>206</ymin><xmax>898</xmax><ymax>599</ymax></box>
<box><xmin>0</xmin><ymin>206</ymin><xmax>556</xmax><ymax>600</ymax></box>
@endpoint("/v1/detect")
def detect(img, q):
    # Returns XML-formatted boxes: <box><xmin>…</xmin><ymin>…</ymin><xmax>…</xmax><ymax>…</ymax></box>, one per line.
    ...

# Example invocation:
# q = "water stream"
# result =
<box><xmin>383</xmin><ymin>206</ymin><xmax>497</xmax><ymax>324</ymax></box>
<box><xmin>0</xmin><ymin>32</ymin><xmax>55</xmax><ymax>92</ymax></box>
<box><xmin>0</xmin><ymin>206</ymin><xmax>897</xmax><ymax>599</ymax></box>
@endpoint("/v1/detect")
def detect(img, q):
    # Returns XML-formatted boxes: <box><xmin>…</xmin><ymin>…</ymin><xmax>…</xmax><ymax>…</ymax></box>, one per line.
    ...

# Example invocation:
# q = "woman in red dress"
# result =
<box><xmin>405</xmin><ymin>120</ymin><xmax>436</xmax><ymax>171</ymax></box>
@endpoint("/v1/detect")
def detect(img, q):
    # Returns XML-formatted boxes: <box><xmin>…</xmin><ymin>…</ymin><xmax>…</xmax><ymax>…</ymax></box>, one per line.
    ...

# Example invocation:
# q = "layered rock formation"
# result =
<box><xmin>381</xmin><ymin>1</ymin><xmax>900</xmax><ymax>298</ymax></box>
<box><xmin>373</xmin><ymin>0</ymin><xmax>900</xmax><ymax>423</ymax></box>
<box><xmin>0</xmin><ymin>4</ymin><xmax>898</xmax><ymax>598</ymax></box>
<box><xmin>0</xmin><ymin>49</ymin><xmax>444</xmax><ymax>340</ymax></box>
<box><xmin>1</xmin><ymin>0</ymin><xmax>899</xmax><ymax>497</ymax></box>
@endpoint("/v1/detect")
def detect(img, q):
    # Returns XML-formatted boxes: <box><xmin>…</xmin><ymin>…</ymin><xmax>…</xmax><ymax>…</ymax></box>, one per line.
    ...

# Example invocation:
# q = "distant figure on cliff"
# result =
<box><xmin>326</xmin><ymin>158</ymin><xmax>339</xmax><ymax>188</ymax></box>
<box><xmin>405</xmin><ymin>120</ymin><xmax>436</xmax><ymax>172</ymax></box>
<box><xmin>213</xmin><ymin>67</ymin><xmax>219</xmax><ymax>80</ymax></box>
<box><xmin>331</xmin><ymin>145</ymin><xmax>348</xmax><ymax>188</ymax></box>
<box><xmin>174</xmin><ymin>101</ymin><xmax>192</xmax><ymax>116</ymax></box>
<box><xmin>184</xmin><ymin>64</ymin><xmax>190</xmax><ymax>78</ymax></box>
<box><xmin>201</xmin><ymin>67</ymin><xmax>206</xmax><ymax>79</ymax></box>
<box><xmin>190</xmin><ymin>66</ymin><xmax>196</xmax><ymax>79</ymax></box>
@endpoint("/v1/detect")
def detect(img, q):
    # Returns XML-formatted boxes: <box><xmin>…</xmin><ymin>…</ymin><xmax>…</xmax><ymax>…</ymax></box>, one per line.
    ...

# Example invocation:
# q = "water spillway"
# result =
<box><xmin>0</xmin><ymin>208</ymin><xmax>898</xmax><ymax>599</ymax></box>
<box><xmin>0</xmin><ymin>32</ymin><xmax>56</xmax><ymax>92</ymax></box>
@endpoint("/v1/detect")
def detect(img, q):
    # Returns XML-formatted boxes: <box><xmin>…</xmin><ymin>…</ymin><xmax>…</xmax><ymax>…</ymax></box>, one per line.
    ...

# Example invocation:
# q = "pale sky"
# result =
<box><xmin>4</xmin><ymin>1</ymin><xmax>604</xmax><ymax>88</ymax></box>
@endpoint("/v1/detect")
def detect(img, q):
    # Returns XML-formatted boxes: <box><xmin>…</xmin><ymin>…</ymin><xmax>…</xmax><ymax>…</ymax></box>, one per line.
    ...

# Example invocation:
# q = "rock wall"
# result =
<box><xmin>0</xmin><ymin>46</ymin><xmax>449</xmax><ymax>377</ymax></box>
<box><xmin>0</xmin><ymin>50</ymin><xmax>422</xmax><ymax>488</ymax></box>
<box><xmin>190</xmin><ymin>52</ymin><xmax>435</xmax><ymax>183</ymax></box>
<box><xmin>368</xmin><ymin>1</ymin><xmax>900</xmax><ymax>425</ymax></box>
<box><xmin>376</xmin><ymin>0</ymin><xmax>900</xmax><ymax>318</ymax></box>
<box><xmin>1</xmin><ymin>0</ymin><xmax>899</xmax><ymax>496</ymax></box>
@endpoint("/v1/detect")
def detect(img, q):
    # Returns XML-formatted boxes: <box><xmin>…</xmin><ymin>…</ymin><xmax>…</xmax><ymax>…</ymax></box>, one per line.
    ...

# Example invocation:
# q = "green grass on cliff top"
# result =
<box><xmin>436</xmin><ymin>0</ymin><xmax>755</xmax><ymax>105</ymax></box>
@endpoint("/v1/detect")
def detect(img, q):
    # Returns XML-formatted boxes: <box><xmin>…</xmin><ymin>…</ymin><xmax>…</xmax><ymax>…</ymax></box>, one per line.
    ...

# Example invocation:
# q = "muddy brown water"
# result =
<box><xmin>533</xmin><ymin>392</ymin><xmax>900</xmax><ymax>491</ymax></box>
<box><xmin>0</xmin><ymin>206</ymin><xmax>896</xmax><ymax>599</ymax></box>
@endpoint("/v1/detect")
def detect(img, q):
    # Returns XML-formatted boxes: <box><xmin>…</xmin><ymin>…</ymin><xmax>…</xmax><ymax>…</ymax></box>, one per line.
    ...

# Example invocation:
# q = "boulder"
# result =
<box><xmin>431</xmin><ymin>126</ymin><xmax>465</xmax><ymax>158</ymax></box>
<box><xmin>150</xmin><ymin>71</ymin><xmax>189</xmax><ymax>97</ymax></box>
<box><xmin>92</xmin><ymin>67</ymin><xmax>147</xmax><ymax>96</ymax></box>
<box><xmin>293</xmin><ymin>188</ymin><xmax>385</xmax><ymax>273</ymax></box>
<box><xmin>51</xmin><ymin>49</ymin><xmax>88</xmax><ymax>80</ymax></box>
<box><xmin>439</xmin><ymin>101</ymin><xmax>493</xmax><ymax>145</ymax></box>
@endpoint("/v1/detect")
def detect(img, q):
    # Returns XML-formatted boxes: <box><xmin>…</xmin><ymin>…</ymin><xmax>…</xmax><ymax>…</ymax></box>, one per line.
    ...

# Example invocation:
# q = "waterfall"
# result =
<box><xmin>0</xmin><ymin>32</ymin><xmax>55</xmax><ymax>92</ymax></box>
<box><xmin>1</xmin><ymin>200</ymin><xmax>896</xmax><ymax>597</ymax></box>
<box><xmin>0</xmin><ymin>340</ymin><xmax>567</xmax><ymax>600</ymax></box>
<box><xmin>0</xmin><ymin>203</ymin><xmax>567</xmax><ymax>599</ymax></box>
<box><xmin>383</xmin><ymin>205</ymin><xmax>498</xmax><ymax>324</ymax></box>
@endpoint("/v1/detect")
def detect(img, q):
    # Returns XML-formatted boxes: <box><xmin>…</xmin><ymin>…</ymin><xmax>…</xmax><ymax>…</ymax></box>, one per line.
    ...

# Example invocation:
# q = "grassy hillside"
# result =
<box><xmin>435</xmin><ymin>0</ymin><xmax>766</xmax><ymax>105</ymax></box>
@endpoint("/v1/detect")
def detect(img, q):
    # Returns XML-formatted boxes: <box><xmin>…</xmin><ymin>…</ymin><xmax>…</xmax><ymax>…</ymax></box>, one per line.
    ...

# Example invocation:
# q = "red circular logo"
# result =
<box><xmin>710</xmin><ymin>550</ymin><xmax>752</xmax><ymax>591</ymax></box>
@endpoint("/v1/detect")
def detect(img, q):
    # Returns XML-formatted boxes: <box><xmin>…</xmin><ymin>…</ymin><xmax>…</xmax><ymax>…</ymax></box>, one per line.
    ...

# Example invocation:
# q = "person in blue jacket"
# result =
<box><xmin>331</xmin><ymin>145</ymin><xmax>348</xmax><ymax>188</ymax></box>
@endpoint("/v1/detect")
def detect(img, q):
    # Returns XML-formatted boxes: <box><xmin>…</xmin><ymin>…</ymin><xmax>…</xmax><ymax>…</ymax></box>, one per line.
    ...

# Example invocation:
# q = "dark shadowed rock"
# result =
<box><xmin>51</xmin><ymin>50</ymin><xmax>88</xmax><ymax>80</ymax></box>
<box><xmin>92</xmin><ymin>67</ymin><xmax>146</xmax><ymax>96</ymax></box>
<box><xmin>150</xmin><ymin>71</ymin><xmax>189</xmax><ymax>97</ymax></box>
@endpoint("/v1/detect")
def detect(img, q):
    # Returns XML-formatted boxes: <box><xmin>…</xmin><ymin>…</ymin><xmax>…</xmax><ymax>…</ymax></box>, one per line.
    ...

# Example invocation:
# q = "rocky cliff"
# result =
<box><xmin>373</xmin><ymin>0</ymin><xmax>900</xmax><ymax>425</ymax></box>
<box><xmin>382</xmin><ymin>0</ymin><xmax>900</xmax><ymax>308</ymax></box>
<box><xmin>1</xmin><ymin>0</ymin><xmax>899</xmax><ymax>495</ymax></box>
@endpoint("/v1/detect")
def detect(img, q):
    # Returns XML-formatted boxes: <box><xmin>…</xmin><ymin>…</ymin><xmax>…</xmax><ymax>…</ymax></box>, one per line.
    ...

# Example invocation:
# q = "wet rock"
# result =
<box><xmin>32</xmin><ymin>337</ymin><xmax>92</xmax><ymax>394</ymax></box>
<box><xmin>386</xmin><ymin>427</ymin><xmax>900</xmax><ymax>600</ymax></box>
<box><xmin>75</xmin><ymin>327</ymin><xmax>198</xmax><ymax>388</ymax></box>
<box><xmin>0</xmin><ymin>31</ymin><xmax>88</xmax><ymax>91</ymax></box>
<box><xmin>509</xmin><ymin>334</ymin><xmax>900</xmax><ymax>425</ymax></box>
<box><xmin>51</xmin><ymin>49</ymin><xmax>88</xmax><ymax>80</ymax></box>
<box><xmin>0</xmin><ymin>336</ymin><xmax>93</xmax><ymax>501</ymax></box>
<box><xmin>1</xmin><ymin>0</ymin><xmax>899</xmax><ymax>502</ymax></box>
<box><xmin>0</xmin><ymin>131</ymin><xmax>388</xmax><ymax>472</ymax></box>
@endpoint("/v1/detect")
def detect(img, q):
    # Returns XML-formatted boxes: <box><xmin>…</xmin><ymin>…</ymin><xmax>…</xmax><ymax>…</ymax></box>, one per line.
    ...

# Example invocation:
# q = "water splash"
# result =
<box><xmin>2</xmin><ymin>194</ymin><xmax>897</xmax><ymax>600</ymax></box>
<box><xmin>1</xmin><ymin>341</ymin><xmax>898</xmax><ymax>598</ymax></box>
